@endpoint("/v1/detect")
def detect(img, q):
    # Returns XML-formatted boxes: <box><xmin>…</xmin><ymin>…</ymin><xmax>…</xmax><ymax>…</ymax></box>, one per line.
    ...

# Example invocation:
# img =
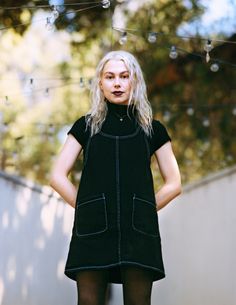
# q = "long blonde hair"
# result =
<box><xmin>86</xmin><ymin>50</ymin><xmax>153</xmax><ymax>136</ymax></box>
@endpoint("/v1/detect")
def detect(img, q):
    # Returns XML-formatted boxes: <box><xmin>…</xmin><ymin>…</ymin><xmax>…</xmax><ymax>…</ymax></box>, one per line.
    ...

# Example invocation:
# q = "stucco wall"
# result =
<box><xmin>110</xmin><ymin>166</ymin><xmax>236</xmax><ymax>305</ymax></box>
<box><xmin>153</xmin><ymin>165</ymin><xmax>236</xmax><ymax>305</ymax></box>
<box><xmin>0</xmin><ymin>172</ymin><xmax>76</xmax><ymax>305</ymax></box>
<box><xmin>1</xmin><ymin>166</ymin><xmax>236</xmax><ymax>305</ymax></box>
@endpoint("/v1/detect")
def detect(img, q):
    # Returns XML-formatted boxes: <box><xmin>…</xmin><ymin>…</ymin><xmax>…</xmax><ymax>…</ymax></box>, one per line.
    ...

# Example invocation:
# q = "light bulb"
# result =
<box><xmin>119</xmin><ymin>32</ymin><xmax>127</xmax><ymax>45</ymax></box>
<box><xmin>2</xmin><ymin>123</ymin><xmax>9</xmax><ymax>132</ymax></box>
<box><xmin>48</xmin><ymin>124</ymin><xmax>55</xmax><ymax>134</ymax></box>
<box><xmin>51</xmin><ymin>5</ymin><xmax>59</xmax><ymax>21</ymax></box>
<box><xmin>163</xmin><ymin>110</ymin><xmax>171</xmax><ymax>122</ymax></box>
<box><xmin>210</xmin><ymin>63</ymin><xmax>219</xmax><ymax>72</ymax></box>
<box><xmin>169</xmin><ymin>46</ymin><xmax>178</xmax><ymax>59</ymax></box>
<box><xmin>88</xmin><ymin>78</ymin><xmax>93</xmax><ymax>89</ymax></box>
<box><xmin>147</xmin><ymin>32</ymin><xmax>157</xmax><ymax>43</ymax></box>
<box><xmin>5</xmin><ymin>96</ymin><xmax>10</xmax><ymax>106</ymax></box>
<box><xmin>101</xmin><ymin>0</ymin><xmax>110</xmax><ymax>9</ymax></box>
<box><xmin>12</xmin><ymin>151</ymin><xmax>18</xmax><ymax>161</ymax></box>
<box><xmin>29</xmin><ymin>78</ymin><xmax>34</xmax><ymax>91</ymax></box>
<box><xmin>79</xmin><ymin>77</ymin><xmax>85</xmax><ymax>88</ymax></box>
<box><xmin>204</xmin><ymin>39</ymin><xmax>213</xmax><ymax>53</ymax></box>
<box><xmin>45</xmin><ymin>17</ymin><xmax>55</xmax><ymax>31</ymax></box>
<box><xmin>186</xmin><ymin>106</ymin><xmax>194</xmax><ymax>116</ymax></box>
<box><xmin>202</xmin><ymin>117</ymin><xmax>210</xmax><ymax>127</ymax></box>
<box><xmin>232</xmin><ymin>106</ymin><xmax>236</xmax><ymax>116</ymax></box>
<box><xmin>44</xmin><ymin>88</ymin><xmax>50</xmax><ymax>97</ymax></box>
<box><xmin>204</xmin><ymin>39</ymin><xmax>213</xmax><ymax>63</ymax></box>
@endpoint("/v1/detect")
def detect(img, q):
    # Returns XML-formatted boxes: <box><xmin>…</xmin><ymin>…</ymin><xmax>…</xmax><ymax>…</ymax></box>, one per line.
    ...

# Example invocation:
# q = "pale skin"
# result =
<box><xmin>50</xmin><ymin>59</ymin><xmax>182</xmax><ymax>210</ymax></box>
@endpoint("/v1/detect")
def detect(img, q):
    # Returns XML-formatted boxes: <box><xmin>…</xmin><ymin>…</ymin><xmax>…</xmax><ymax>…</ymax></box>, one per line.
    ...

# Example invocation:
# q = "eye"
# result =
<box><xmin>121</xmin><ymin>74</ymin><xmax>129</xmax><ymax>79</ymax></box>
<box><xmin>105</xmin><ymin>75</ymin><xmax>113</xmax><ymax>79</ymax></box>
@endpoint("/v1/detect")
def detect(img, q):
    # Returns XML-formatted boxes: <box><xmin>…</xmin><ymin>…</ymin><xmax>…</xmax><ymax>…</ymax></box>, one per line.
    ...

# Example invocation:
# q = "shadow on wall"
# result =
<box><xmin>0</xmin><ymin>171</ymin><xmax>76</xmax><ymax>305</ymax></box>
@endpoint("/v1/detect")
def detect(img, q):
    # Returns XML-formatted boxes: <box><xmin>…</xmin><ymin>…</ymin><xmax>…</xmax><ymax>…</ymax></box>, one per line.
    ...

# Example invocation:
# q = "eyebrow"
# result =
<box><xmin>104</xmin><ymin>71</ymin><xmax>129</xmax><ymax>75</ymax></box>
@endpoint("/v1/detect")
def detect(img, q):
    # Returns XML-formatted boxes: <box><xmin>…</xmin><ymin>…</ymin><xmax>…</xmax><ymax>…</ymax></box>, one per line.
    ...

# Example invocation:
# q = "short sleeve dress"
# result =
<box><xmin>64</xmin><ymin>102</ymin><xmax>171</xmax><ymax>283</ymax></box>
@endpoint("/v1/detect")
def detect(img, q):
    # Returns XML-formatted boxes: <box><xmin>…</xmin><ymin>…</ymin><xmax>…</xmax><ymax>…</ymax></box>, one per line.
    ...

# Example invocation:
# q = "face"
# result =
<box><xmin>100</xmin><ymin>59</ymin><xmax>132</xmax><ymax>105</ymax></box>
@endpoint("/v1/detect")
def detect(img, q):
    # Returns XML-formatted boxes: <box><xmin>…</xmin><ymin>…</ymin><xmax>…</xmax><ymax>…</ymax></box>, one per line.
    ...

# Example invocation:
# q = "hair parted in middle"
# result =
<box><xmin>86</xmin><ymin>50</ymin><xmax>153</xmax><ymax>137</ymax></box>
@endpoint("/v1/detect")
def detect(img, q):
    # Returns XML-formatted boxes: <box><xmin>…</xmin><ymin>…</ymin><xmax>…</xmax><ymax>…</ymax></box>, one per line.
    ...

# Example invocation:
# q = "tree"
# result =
<box><xmin>0</xmin><ymin>0</ymin><xmax>235</xmax><ymax>185</ymax></box>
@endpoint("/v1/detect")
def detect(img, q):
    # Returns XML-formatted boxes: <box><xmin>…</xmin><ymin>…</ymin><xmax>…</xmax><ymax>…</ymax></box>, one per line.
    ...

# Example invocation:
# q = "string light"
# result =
<box><xmin>29</xmin><ymin>78</ymin><xmax>34</xmax><ymax>91</ymax></box>
<box><xmin>204</xmin><ymin>39</ymin><xmax>213</xmax><ymax>63</ymax></box>
<box><xmin>232</xmin><ymin>106</ymin><xmax>236</xmax><ymax>116</ymax></box>
<box><xmin>101</xmin><ymin>0</ymin><xmax>111</xmax><ymax>9</ymax></box>
<box><xmin>113</xmin><ymin>27</ymin><xmax>236</xmax><ymax>69</ymax></box>
<box><xmin>0</xmin><ymin>77</ymin><xmax>94</xmax><ymax>103</ymax></box>
<box><xmin>119</xmin><ymin>31</ymin><xmax>127</xmax><ymax>45</ymax></box>
<box><xmin>0</xmin><ymin>2</ymin><xmax>103</xmax><ymax>11</ymax></box>
<box><xmin>210</xmin><ymin>63</ymin><xmax>219</xmax><ymax>72</ymax></box>
<box><xmin>163</xmin><ymin>110</ymin><xmax>171</xmax><ymax>122</ymax></box>
<box><xmin>44</xmin><ymin>88</ymin><xmax>50</xmax><ymax>98</ymax></box>
<box><xmin>186</xmin><ymin>106</ymin><xmax>195</xmax><ymax>116</ymax></box>
<box><xmin>79</xmin><ymin>77</ymin><xmax>85</xmax><ymax>88</ymax></box>
<box><xmin>0</xmin><ymin>3</ymin><xmax>104</xmax><ymax>33</ymax></box>
<box><xmin>169</xmin><ymin>46</ymin><xmax>178</xmax><ymax>59</ymax></box>
<box><xmin>48</xmin><ymin>124</ymin><xmax>55</xmax><ymax>134</ymax></box>
<box><xmin>147</xmin><ymin>32</ymin><xmax>157</xmax><ymax>43</ymax></box>
<box><xmin>51</xmin><ymin>5</ymin><xmax>60</xmax><ymax>22</ymax></box>
<box><xmin>88</xmin><ymin>78</ymin><xmax>93</xmax><ymax>89</ymax></box>
<box><xmin>5</xmin><ymin>96</ymin><xmax>10</xmax><ymax>106</ymax></box>
<box><xmin>202</xmin><ymin>117</ymin><xmax>210</xmax><ymax>127</ymax></box>
<box><xmin>45</xmin><ymin>17</ymin><xmax>55</xmax><ymax>31</ymax></box>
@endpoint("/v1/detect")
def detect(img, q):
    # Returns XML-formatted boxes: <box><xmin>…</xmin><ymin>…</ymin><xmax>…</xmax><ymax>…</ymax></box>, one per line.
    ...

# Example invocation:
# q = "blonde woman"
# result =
<box><xmin>50</xmin><ymin>50</ymin><xmax>181</xmax><ymax>305</ymax></box>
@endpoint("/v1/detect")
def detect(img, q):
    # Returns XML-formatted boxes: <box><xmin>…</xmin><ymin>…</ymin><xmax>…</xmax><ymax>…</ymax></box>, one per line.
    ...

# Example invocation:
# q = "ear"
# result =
<box><xmin>99</xmin><ymin>80</ymin><xmax>103</xmax><ymax>91</ymax></box>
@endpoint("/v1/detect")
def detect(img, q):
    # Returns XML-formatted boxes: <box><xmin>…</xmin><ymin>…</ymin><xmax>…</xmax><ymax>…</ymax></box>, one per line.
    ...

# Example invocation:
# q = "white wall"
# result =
<box><xmin>154</xmin><ymin>166</ymin><xmax>236</xmax><ymax>305</ymax></box>
<box><xmin>1</xmin><ymin>166</ymin><xmax>236</xmax><ymax>305</ymax></box>
<box><xmin>110</xmin><ymin>166</ymin><xmax>236</xmax><ymax>305</ymax></box>
<box><xmin>0</xmin><ymin>171</ymin><xmax>77</xmax><ymax>305</ymax></box>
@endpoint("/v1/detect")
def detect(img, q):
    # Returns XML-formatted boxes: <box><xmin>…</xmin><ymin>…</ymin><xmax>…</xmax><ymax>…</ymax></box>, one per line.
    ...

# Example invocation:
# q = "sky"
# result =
<box><xmin>180</xmin><ymin>0</ymin><xmax>236</xmax><ymax>36</ymax></box>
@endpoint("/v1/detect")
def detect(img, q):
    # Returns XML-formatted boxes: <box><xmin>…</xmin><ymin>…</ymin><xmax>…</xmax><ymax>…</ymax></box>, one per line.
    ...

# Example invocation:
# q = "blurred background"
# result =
<box><xmin>0</xmin><ymin>1</ymin><xmax>235</xmax><ymax>304</ymax></box>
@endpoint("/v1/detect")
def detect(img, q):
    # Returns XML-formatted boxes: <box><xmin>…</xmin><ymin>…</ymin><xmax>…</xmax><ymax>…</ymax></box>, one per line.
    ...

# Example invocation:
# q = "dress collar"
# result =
<box><xmin>106</xmin><ymin>101</ymin><xmax>136</xmax><ymax>116</ymax></box>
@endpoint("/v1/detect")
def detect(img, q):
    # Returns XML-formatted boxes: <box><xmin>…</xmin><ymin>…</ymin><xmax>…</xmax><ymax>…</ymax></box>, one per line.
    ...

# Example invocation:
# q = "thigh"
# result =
<box><xmin>121</xmin><ymin>266</ymin><xmax>153</xmax><ymax>305</ymax></box>
<box><xmin>76</xmin><ymin>269</ymin><xmax>109</xmax><ymax>305</ymax></box>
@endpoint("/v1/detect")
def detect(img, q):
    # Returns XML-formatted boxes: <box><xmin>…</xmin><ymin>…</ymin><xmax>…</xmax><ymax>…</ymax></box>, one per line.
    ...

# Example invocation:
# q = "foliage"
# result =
<box><xmin>0</xmin><ymin>0</ymin><xmax>235</xmax><ymax>187</ymax></box>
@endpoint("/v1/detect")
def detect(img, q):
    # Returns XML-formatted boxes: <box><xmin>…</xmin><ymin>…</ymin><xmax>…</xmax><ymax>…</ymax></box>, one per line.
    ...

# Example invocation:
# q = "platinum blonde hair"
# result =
<box><xmin>86</xmin><ymin>50</ymin><xmax>153</xmax><ymax>136</ymax></box>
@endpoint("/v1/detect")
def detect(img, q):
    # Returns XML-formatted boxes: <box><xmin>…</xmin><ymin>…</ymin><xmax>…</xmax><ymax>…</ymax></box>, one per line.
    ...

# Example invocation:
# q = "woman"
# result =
<box><xmin>50</xmin><ymin>50</ymin><xmax>181</xmax><ymax>305</ymax></box>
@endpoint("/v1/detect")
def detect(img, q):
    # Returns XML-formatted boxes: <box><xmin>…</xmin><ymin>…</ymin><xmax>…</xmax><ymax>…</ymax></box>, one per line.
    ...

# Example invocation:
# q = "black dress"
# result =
<box><xmin>64</xmin><ymin>102</ymin><xmax>171</xmax><ymax>283</ymax></box>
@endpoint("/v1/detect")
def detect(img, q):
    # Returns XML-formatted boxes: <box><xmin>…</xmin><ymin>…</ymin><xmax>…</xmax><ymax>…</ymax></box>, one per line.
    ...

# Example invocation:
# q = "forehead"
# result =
<box><xmin>102</xmin><ymin>59</ymin><xmax>129</xmax><ymax>74</ymax></box>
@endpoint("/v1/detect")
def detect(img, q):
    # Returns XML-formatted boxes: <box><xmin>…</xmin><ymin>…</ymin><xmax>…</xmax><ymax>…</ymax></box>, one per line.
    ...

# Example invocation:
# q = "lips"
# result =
<box><xmin>112</xmin><ymin>91</ymin><xmax>124</xmax><ymax>96</ymax></box>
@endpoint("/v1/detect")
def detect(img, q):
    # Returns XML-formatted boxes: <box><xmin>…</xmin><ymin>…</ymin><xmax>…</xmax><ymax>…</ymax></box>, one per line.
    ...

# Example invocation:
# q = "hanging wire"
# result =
<box><xmin>112</xmin><ymin>27</ymin><xmax>236</xmax><ymax>68</ymax></box>
<box><xmin>0</xmin><ymin>3</ymin><xmax>104</xmax><ymax>32</ymax></box>
<box><xmin>0</xmin><ymin>1</ymin><xmax>102</xmax><ymax>10</ymax></box>
<box><xmin>0</xmin><ymin>78</ymin><xmax>93</xmax><ymax>102</ymax></box>
<box><xmin>112</xmin><ymin>26</ymin><xmax>236</xmax><ymax>46</ymax></box>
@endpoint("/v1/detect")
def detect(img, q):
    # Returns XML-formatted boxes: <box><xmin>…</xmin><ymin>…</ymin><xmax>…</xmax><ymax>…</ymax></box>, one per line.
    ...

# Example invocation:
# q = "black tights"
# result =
<box><xmin>76</xmin><ymin>266</ymin><xmax>153</xmax><ymax>305</ymax></box>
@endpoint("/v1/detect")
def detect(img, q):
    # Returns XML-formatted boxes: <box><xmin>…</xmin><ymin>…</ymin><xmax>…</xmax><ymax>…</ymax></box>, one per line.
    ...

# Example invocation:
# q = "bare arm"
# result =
<box><xmin>154</xmin><ymin>141</ymin><xmax>182</xmax><ymax>211</ymax></box>
<box><xmin>49</xmin><ymin>134</ymin><xmax>83</xmax><ymax>208</ymax></box>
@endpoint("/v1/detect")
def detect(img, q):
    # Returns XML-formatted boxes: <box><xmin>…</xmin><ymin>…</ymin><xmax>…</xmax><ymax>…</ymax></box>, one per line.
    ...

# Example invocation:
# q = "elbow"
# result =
<box><xmin>175</xmin><ymin>182</ymin><xmax>182</xmax><ymax>197</ymax></box>
<box><xmin>49</xmin><ymin>171</ymin><xmax>57</xmax><ymax>188</ymax></box>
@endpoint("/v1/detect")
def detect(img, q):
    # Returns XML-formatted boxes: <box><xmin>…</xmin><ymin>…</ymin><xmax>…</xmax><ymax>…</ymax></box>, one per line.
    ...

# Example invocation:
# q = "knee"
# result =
<box><xmin>124</xmin><ymin>291</ymin><xmax>151</xmax><ymax>305</ymax></box>
<box><xmin>78</xmin><ymin>293</ymin><xmax>100</xmax><ymax>305</ymax></box>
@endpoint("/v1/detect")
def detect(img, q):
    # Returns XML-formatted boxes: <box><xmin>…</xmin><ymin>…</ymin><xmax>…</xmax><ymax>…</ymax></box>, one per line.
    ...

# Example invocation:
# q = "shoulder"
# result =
<box><xmin>151</xmin><ymin>119</ymin><xmax>170</xmax><ymax>135</ymax></box>
<box><xmin>71</xmin><ymin>116</ymin><xmax>87</xmax><ymax>128</ymax></box>
<box><xmin>148</xmin><ymin>119</ymin><xmax>171</xmax><ymax>154</ymax></box>
<box><xmin>67</xmin><ymin>116</ymin><xmax>89</xmax><ymax>147</ymax></box>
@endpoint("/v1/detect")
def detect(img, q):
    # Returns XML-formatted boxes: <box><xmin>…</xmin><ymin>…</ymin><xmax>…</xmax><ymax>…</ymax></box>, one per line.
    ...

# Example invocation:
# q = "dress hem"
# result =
<box><xmin>64</xmin><ymin>261</ymin><xmax>165</xmax><ymax>283</ymax></box>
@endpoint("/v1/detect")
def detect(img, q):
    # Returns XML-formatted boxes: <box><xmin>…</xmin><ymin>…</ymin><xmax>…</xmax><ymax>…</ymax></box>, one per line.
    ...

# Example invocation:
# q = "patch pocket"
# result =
<box><xmin>76</xmin><ymin>193</ymin><xmax>108</xmax><ymax>237</ymax></box>
<box><xmin>132</xmin><ymin>194</ymin><xmax>159</xmax><ymax>238</ymax></box>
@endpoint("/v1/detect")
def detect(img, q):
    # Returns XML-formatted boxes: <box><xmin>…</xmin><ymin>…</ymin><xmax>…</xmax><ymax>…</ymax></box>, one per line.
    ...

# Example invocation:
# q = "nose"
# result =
<box><xmin>114</xmin><ymin>77</ymin><xmax>121</xmax><ymax>87</ymax></box>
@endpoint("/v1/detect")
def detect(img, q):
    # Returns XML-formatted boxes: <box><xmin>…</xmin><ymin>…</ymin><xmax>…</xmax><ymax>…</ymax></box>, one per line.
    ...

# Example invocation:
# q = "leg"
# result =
<box><xmin>76</xmin><ymin>269</ymin><xmax>109</xmax><ymax>305</ymax></box>
<box><xmin>121</xmin><ymin>266</ymin><xmax>153</xmax><ymax>305</ymax></box>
